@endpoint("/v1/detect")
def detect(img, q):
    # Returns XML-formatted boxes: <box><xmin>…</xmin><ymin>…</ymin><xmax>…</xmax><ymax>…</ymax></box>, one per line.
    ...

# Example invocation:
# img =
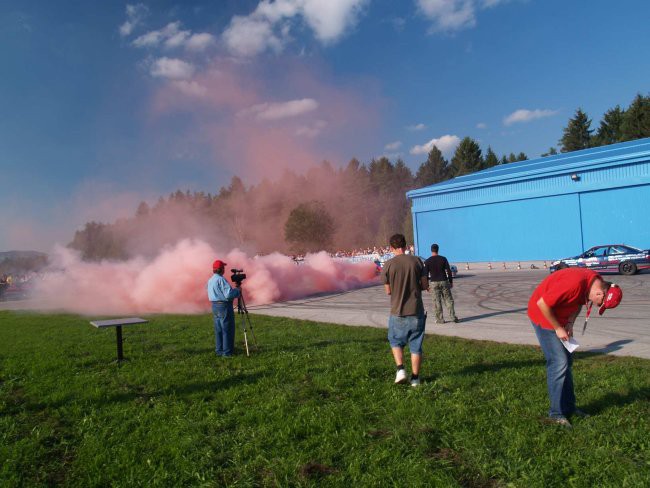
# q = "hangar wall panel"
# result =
<box><xmin>414</xmin><ymin>194</ymin><xmax>583</xmax><ymax>262</ymax></box>
<box><xmin>408</xmin><ymin>139</ymin><xmax>650</xmax><ymax>262</ymax></box>
<box><xmin>580</xmin><ymin>185</ymin><xmax>650</xmax><ymax>248</ymax></box>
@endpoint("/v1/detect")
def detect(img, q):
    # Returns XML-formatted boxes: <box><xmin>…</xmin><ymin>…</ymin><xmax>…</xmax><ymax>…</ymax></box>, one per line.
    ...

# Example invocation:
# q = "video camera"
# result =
<box><xmin>231</xmin><ymin>268</ymin><xmax>247</xmax><ymax>287</ymax></box>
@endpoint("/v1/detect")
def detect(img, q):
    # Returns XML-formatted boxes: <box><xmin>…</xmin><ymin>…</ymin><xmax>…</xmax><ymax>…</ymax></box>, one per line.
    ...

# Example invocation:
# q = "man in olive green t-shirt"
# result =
<box><xmin>381</xmin><ymin>234</ymin><xmax>429</xmax><ymax>387</ymax></box>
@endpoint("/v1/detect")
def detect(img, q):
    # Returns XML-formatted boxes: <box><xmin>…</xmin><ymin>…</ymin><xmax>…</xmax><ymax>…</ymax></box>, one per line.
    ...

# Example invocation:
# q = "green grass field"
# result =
<box><xmin>1</xmin><ymin>310</ymin><xmax>649</xmax><ymax>487</ymax></box>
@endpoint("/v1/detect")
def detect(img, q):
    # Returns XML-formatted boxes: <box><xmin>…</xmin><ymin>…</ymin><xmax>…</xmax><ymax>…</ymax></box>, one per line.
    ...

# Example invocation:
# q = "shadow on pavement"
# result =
<box><xmin>460</xmin><ymin>307</ymin><xmax>528</xmax><ymax>322</ymax></box>
<box><xmin>583</xmin><ymin>339</ymin><xmax>634</xmax><ymax>355</ymax></box>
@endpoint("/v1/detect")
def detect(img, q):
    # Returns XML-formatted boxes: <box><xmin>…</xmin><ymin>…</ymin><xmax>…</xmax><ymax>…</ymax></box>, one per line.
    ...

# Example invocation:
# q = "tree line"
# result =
<box><xmin>69</xmin><ymin>92</ymin><xmax>650</xmax><ymax>260</ymax></box>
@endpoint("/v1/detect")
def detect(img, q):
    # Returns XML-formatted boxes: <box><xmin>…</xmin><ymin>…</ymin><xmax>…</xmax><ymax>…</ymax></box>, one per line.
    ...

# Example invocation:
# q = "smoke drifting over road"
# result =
<box><xmin>31</xmin><ymin>239</ymin><xmax>378</xmax><ymax>315</ymax></box>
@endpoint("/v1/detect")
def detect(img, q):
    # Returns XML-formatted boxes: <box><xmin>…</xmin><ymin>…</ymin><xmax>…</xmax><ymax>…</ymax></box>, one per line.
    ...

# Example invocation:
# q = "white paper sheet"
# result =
<box><xmin>561</xmin><ymin>337</ymin><xmax>580</xmax><ymax>353</ymax></box>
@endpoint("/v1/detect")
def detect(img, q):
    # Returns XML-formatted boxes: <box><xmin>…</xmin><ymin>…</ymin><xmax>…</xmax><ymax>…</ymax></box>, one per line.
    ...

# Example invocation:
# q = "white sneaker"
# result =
<box><xmin>411</xmin><ymin>377</ymin><xmax>421</xmax><ymax>387</ymax></box>
<box><xmin>394</xmin><ymin>369</ymin><xmax>408</xmax><ymax>384</ymax></box>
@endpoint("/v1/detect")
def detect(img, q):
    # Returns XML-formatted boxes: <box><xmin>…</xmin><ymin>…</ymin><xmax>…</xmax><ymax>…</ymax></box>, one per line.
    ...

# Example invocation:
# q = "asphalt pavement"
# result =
<box><xmin>249</xmin><ymin>269</ymin><xmax>650</xmax><ymax>359</ymax></box>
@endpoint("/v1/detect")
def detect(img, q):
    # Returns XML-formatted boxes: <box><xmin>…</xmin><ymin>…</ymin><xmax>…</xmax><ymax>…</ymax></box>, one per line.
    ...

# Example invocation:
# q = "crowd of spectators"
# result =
<box><xmin>289</xmin><ymin>245</ymin><xmax>416</xmax><ymax>264</ymax></box>
<box><xmin>0</xmin><ymin>272</ymin><xmax>42</xmax><ymax>300</ymax></box>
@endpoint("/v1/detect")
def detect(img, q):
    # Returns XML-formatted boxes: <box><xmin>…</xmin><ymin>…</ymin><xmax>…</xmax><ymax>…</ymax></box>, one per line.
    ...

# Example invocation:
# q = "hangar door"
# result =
<box><xmin>580</xmin><ymin>184</ymin><xmax>650</xmax><ymax>249</ymax></box>
<box><xmin>414</xmin><ymin>193</ymin><xmax>583</xmax><ymax>262</ymax></box>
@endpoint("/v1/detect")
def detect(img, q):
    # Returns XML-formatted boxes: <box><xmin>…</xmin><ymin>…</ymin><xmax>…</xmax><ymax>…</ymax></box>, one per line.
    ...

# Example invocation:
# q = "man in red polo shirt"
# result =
<box><xmin>528</xmin><ymin>267</ymin><xmax>622</xmax><ymax>427</ymax></box>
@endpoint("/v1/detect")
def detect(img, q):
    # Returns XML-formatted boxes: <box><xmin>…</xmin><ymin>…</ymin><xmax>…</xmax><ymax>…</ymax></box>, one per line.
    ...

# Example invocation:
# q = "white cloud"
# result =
<box><xmin>416</xmin><ymin>0</ymin><xmax>514</xmax><ymax>33</ymax></box>
<box><xmin>503</xmin><ymin>108</ymin><xmax>559</xmax><ymax>126</ymax></box>
<box><xmin>150</xmin><ymin>57</ymin><xmax>195</xmax><ymax>80</ymax></box>
<box><xmin>481</xmin><ymin>0</ymin><xmax>509</xmax><ymax>8</ymax></box>
<box><xmin>165</xmin><ymin>30</ymin><xmax>191</xmax><ymax>49</ymax></box>
<box><xmin>384</xmin><ymin>141</ymin><xmax>402</xmax><ymax>150</ymax></box>
<box><xmin>133</xmin><ymin>22</ymin><xmax>181</xmax><ymax>47</ymax></box>
<box><xmin>407</xmin><ymin>123</ymin><xmax>427</xmax><ymax>131</ymax></box>
<box><xmin>186</xmin><ymin>33</ymin><xmax>216</xmax><ymax>51</ymax></box>
<box><xmin>476</xmin><ymin>122</ymin><xmax>487</xmax><ymax>129</ymax></box>
<box><xmin>171</xmin><ymin>80</ymin><xmax>208</xmax><ymax>97</ymax></box>
<box><xmin>222</xmin><ymin>16</ymin><xmax>285</xmax><ymax>57</ymax></box>
<box><xmin>239</xmin><ymin>98</ymin><xmax>319</xmax><ymax>121</ymax></box>
<box><xmin>410</xmin><ymin>134</ymin><xmax>460</xmax><ymax>155</ymax></box>
<box><xmin>416</xmin><ymin>0</ymin><xmax>476</xmax><ymax>32</ymax></box>
<box><xmin>119</xmin><ymin>3</ymin><xmax>148</xmax><ymax>37</ymax></box>
<box><xmin>295</xmin><ymin>120</ymin><xmax>328</xmax><ymax>138</ymax></box>
<box><xmin>132</xmin><ymin>21</ymin><xmax>215</xmax><ymax>52</ymax></box>
<box><xmin>301</xmin><ymin>0</ymin><xmax>369</xmax><ymax>43</ymax></box>
<box><xmin>222</xmin><ymin>0</ymin><xmax>368</xmax><ymax>56</ymax></box>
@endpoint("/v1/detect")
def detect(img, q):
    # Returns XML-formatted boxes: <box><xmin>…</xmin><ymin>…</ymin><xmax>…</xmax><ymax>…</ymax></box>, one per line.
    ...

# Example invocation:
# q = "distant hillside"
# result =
<box><xmin>0</xmin><ymin>251</ymin><xmax>48</xmax><ymax>261</ymax></box>
<box><xmin>0</xmin><ymin>251</ymin><xmax>49</xmax><ymax>274</ymax></box>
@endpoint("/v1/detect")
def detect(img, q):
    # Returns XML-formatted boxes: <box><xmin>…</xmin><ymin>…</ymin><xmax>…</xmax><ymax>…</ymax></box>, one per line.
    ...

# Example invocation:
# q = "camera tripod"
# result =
<box><xmin>235</xmin><ymin>286</ymin><xmax>258</xmax><ymax>356</ymax></box>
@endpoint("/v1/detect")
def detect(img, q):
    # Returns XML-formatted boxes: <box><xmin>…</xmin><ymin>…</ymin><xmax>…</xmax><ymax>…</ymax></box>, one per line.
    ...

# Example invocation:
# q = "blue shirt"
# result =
<box><xmin>207</xmin><ymin>273</ymin><xmax>240</xmax><ymax>302</ymax></box>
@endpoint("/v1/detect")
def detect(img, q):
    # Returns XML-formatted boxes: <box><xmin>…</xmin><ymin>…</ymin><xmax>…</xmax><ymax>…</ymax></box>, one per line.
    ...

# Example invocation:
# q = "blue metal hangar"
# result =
<box><xmin>406</xmin><ymin>138</ymin><xmax>650</xmax><ymax>262</ymax></box>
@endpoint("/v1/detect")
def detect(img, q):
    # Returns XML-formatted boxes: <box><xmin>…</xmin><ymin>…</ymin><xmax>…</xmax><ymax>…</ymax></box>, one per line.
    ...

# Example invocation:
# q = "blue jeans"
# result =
<box><xmin>212</xmin><ymin>301</ymin><xmax>235</xmax><ymax>356</ymax></box>
<box><xmin>388</xmin><ymin>314</ymin><xmax>426</xmax><ymax>354</ymax></box>
<box><xmin>532</xmin><ymin>322</ymin><xmax>575</xmax><ymax>418</ymax></box>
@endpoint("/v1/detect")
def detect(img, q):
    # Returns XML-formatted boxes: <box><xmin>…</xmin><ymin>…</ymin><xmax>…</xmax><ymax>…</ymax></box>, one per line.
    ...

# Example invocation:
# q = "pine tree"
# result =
<box><xmin>135</xmin><ymin>201</ymin><xmax>150</xmax><ymax>217</ymax></box>
<box><xmin>414</xmin><ymin>146</ymin><xmax>449</xmax><ymax>187</ymax></box>
<box><xmin>541</xmin><ymin>147</ymin><xmax>558</xmax><ymax>157</ymax></box>
<box><xmin>594</xmin><ymin>105</ymin><xmax>625</xmax><ymax>146</ymax></box>
<box><xmin>483</xmin><ymin>146</ymin><xmax>499</xmax><ymax>169</ymax></box>
<box><xmin>620</xmin><ymin>94</ymin><xmax>650</xmax><ymax>141</ymax></box>
<box><xmin>284</xmin><ymin>201</ymin><xmax>335</xmax><ymax>253</ymax></box>
<box><xmin>450</xmin><ymin>137</ymin><xmax>483</xmax><ymax>176</ymax></box>
<box><xmin>559</xmin><ymin>108</ymin><xmax>593</xmax><ymax>152</ymax></box>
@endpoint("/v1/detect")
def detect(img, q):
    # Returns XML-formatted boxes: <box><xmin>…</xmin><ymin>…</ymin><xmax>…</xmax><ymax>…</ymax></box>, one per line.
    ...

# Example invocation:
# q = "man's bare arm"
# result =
<box><xmin>537</xmin><ymin>297</ymin><xmax>569</xmax><ymax>341</ymax></box>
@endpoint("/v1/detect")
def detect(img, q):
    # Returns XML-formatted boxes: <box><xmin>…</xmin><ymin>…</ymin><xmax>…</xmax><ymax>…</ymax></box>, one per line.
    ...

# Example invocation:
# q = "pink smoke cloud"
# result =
<box><xmin>148</xmin><ymin>57</ymin><xmax>381</xmax><ymax>180</ymax></box>
<box><xmin>31</xmin><ymin>239</ymin><xmax>378</xmax><ymax>315</ymax></box>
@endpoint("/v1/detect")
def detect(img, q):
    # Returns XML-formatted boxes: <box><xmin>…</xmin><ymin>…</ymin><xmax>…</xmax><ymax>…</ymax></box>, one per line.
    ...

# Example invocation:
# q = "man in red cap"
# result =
<box><xmin>528</xmin><ymin>267</ymin><xmax>622</xmax><ymax>427</ymax></box>
<box><xmin>207</xmin><ymin>259</ymin><xmax>240</xmax><ymax>357</ymax></box>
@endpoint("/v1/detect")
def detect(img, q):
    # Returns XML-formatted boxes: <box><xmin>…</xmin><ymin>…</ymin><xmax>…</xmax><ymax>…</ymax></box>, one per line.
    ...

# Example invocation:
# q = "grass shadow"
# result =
<box><xmin>453</xmin><ymin>358</ymin><xmax>543</xmax><ymax>376</ymax></box>
<box><xmin>581</xmin><ymin>386</ymin><xmax>650</xmax><ymax>415</ymax></box>
<box><xmin>14</xmin><ymin>372</ymin><xmax>266</xmax><ymax>413</ymax></box>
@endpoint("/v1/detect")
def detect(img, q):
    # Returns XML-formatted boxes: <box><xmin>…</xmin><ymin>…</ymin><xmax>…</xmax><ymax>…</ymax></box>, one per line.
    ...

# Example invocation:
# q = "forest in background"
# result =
<box><xmin>68</xmin><ymin>93</ymin><xmax>650</xmax><ymax>261</ymax></box>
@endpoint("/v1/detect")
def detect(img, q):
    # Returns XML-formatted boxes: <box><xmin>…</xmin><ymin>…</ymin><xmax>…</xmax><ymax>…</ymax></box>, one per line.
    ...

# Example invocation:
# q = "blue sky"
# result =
<box><xmin>1</xmin><ymin>0</ymin><xmax>649</xmax><ymax>251</ymax></box>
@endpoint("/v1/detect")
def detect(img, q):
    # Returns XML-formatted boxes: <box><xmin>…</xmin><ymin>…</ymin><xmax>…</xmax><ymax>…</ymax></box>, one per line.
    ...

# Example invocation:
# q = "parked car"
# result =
<box><xmin>550</xmin><ymin>244</ymin><xmax>650</xmax><ymax>275</ymax></box>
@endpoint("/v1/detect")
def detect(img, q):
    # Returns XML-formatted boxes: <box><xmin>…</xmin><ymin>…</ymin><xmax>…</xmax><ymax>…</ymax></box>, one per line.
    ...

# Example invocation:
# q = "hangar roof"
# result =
<box><xmin>407</xmin><ymin>137</ymin><xmax>650</xmax><ymax>199</ymax></box>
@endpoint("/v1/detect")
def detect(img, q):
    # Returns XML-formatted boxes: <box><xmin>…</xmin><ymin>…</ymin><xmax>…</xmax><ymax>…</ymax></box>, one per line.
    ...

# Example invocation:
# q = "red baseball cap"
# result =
<box><xmin>599</xmin><ymin>284</ymin><xmax>622</xmax><ymax>315</ymax></box>
<box><xmin>212</xmin><ymin>259</ymin><xmax>227</xmax><ymax>271</ymax></box>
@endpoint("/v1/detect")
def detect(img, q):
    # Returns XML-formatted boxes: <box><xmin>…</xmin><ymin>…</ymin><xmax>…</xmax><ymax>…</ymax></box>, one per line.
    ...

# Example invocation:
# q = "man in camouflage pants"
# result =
<box><xmin>424</xmin><ymin>244</ymin><xmax>459</xmax><ymax>324</ymax></box>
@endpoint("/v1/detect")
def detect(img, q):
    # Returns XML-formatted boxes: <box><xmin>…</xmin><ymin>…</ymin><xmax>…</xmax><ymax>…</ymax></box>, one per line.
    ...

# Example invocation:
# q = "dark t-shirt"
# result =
<box><xmin>381</xmin><ymin>254</ymin><xmax>425</xmax><ymax>317</ymax></box>
<box><xmin>424</xmin><ymin>255</ymin><xmax>453</xmax><ymax>284</ymax></box>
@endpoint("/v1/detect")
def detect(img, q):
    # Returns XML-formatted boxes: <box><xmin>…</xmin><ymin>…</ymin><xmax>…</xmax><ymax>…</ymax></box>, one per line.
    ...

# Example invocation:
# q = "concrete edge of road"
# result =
<box><xmin>450</xmin><ymin>260</ymin><xmax>553</xmax><ymax>273</ymax></box>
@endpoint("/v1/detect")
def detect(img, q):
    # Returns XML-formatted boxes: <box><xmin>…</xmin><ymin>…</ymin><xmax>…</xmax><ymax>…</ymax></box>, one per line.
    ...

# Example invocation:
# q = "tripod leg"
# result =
<box><xmin>243</xmin><ymin>328</ymin><xmax>250</xmax><ymax>357</ymax></box>
<box><xmin>246</xmin><ymin>315</ymin><xmax>258</xmax><ymax>349</ymax></box>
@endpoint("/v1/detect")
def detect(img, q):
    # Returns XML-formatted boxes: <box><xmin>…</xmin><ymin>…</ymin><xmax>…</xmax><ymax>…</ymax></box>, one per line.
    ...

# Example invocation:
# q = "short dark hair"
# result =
<box><xmin>389</xmin><ymin>233</ymin><xmax>407</xmax><ymax>250</ymax></box>
<box><xmin>431</xmin><ymin>243</ymin><xmax>439</xmax><ymax>253</ymax></box>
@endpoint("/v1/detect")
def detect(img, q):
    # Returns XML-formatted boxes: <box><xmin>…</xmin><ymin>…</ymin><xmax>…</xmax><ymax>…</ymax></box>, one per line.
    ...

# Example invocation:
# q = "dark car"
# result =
<box><xmin>550</xmin><ymin>244</ymin><xmax>650</xmax><ymax>275</ymax></box>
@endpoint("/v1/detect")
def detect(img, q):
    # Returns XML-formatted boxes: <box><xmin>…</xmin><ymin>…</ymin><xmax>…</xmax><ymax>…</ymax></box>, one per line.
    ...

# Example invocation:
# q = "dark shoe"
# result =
<box><xmin>550</xmin><ymin>416</ymin><xmax>572</xmax><ymax>428</ymax></box>
<box><xmin>453</xmin><ymin>318</ymin><xmax>460</xmax><ymax>323</ymax></box>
